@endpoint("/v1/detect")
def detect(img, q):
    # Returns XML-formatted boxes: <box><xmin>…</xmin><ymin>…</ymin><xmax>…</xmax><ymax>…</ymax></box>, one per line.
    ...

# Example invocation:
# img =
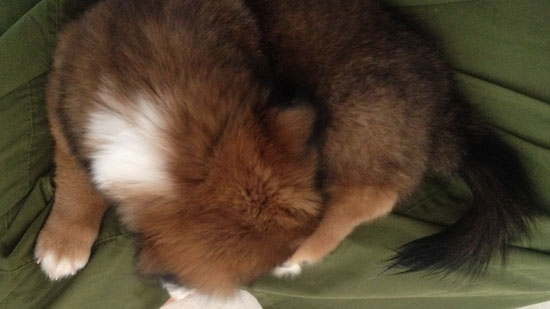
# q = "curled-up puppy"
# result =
<box><xmin>36</xmin><ymin>0</ymin><xmax>546</xmax><ymax>297</ymax></box>
<box><xmin>243</xmin><ymin>0</ymin><xmax>546</xmax><ymax>276</ymax></box>
<box><xmin>35</xmin><ymin>0</ymin><xmax>324</xmax><ymax>294</ymax></box>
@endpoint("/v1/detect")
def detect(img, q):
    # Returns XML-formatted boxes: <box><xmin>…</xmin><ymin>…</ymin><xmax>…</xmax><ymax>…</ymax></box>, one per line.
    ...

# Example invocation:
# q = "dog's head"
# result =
<box><xmin>124</xmin><ymin>97</ymin><xmax>323</xmax><ymax>294</ymax></box>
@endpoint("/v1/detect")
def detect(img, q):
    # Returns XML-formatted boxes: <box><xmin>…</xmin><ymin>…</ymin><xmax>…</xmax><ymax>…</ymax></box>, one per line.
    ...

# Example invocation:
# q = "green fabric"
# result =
<box><xmin>0</xmin><ymin>1</ymin><xmax>168</xmax><ymax>308</ymax></box>
<box><xmin>0</xmin><ymin>0</ymin><xmax>548</xmax><ymax>308</ymax></box>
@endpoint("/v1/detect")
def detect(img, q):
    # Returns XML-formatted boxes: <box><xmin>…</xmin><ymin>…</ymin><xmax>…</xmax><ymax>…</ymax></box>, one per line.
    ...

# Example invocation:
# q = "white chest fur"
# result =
<box><xmin>85</xmin><ymin>92</ymin><xmax>173</xmax><ymax>201</ymax></box>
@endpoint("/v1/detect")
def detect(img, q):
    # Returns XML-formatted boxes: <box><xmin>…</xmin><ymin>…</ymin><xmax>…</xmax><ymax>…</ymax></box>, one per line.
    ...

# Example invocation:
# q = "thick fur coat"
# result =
<box><xmin>36</xmin><ymin>0</ymin><xmax>544</xmax><ymax>295</ymax></box>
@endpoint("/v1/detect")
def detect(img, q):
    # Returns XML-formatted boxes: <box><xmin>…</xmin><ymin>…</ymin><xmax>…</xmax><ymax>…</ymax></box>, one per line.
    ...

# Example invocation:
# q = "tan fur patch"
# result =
<box><xmin>288</xmin><ymin>186</ymin><xmax>398</xmax><ymax>264</ymax></box>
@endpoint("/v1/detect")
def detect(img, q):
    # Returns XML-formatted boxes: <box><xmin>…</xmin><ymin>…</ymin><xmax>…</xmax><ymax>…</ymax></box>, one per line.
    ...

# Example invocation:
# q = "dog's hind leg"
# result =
<box><xmin>274</xmin><ymin>185</ymin><xmax>397</xmax><ymax>277</ymax></box>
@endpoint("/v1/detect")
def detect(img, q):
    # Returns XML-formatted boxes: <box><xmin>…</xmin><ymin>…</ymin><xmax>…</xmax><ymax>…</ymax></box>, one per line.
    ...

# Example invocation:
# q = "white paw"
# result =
<box><xmin>162</xmin><ymin>282</ymin><xmax>194</xmax><ymax>300</ymax></box>
<box><xmin>272</xmin><ymin>262</ymin><xmax>302</xmax><ymax>278</ymax></box>
<box><xmin>160</xmin><ymin>288</ymin><xmax>262</xmax><ymax>309</ymax></box>
<box><xmin>35</xmin><ymin>250</ymin><xmax>88</xmax><ymax>280</ymax></box>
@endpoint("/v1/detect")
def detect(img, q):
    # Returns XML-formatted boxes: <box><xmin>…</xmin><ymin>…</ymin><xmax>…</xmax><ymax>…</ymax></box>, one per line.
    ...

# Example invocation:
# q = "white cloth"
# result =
<box><xmin>160</xmin><ymin>283</ymin><xmax>262</xmax><ymax>309</ymax></box>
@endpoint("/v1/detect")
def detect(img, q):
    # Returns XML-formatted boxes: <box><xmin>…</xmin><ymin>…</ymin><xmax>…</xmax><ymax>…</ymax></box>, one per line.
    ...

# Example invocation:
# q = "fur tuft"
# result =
<box><xmin>389</xmin><ymin>133</ymin><xmax>547</xmax><ymax>276</ymax></box>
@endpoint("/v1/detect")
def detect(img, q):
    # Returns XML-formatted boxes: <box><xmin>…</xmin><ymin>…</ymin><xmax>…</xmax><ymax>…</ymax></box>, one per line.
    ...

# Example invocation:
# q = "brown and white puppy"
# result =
<box><xmin>36</xmin><ymin>0</ymin><xmax>544</xmax><ymax>296</ymax></box>
<box><xmin>35</xmin><ymin>0</ymin><xmax>323</xmax><ymax>294</ymax></box>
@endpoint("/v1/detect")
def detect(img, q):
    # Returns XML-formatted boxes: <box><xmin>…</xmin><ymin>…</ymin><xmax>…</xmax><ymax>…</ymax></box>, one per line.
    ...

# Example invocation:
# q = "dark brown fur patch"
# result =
<box><xmin>247</xmin><ymin>0</ymin><xmax>545</xmax><ymax>276</ymax></box>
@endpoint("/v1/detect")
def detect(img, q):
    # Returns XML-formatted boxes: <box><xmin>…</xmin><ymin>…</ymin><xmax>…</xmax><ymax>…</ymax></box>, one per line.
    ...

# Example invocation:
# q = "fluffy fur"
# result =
<box><xmin>37</xmin><ymin>0</ymin><xmax>323</xmax><ymax>294</ymax></box>
<box><xmin>245</xmin><ymin>0</ymin><xmax>546</xmax><ymax>274</ymax></box>
<box><xmin>35</xmin><ymin>0</ymin><xmax>545</xmax><ymax>296</ymax></box>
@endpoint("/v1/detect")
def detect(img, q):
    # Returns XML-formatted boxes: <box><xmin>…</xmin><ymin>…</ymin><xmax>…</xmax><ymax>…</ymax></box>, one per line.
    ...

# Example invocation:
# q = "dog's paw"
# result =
<box><xmin>272</xmin><ymin>262</ymin><xmax>302</xmax><ymax>278</ymax></box>
<box><xmin>162</xmin><ymin>282</ymin><xmax>194</xmax><ymax>300</ymax></box>
<box><xmin>34</xmin><ymin>226</ymin><xmax>93</xmax><ymax>280</ymax></box>
<box><xmin>35</xmin><ymin>250</ymin><xmax>88</xmax><ymax>280</ymax></box>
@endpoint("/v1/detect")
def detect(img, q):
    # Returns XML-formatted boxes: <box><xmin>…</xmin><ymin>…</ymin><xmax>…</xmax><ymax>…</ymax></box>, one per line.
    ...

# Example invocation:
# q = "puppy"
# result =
<box><xmin>245</xmin><ymin>0</ymin><xmax>545</xmax><ymax>276</ymax></box>
<box><xmin>35</xmin><ymin>0</ymin><xmax>323</xmax><ymax>294</ymax></box>
<box><xmin>36</xmin><ymin>0</ymin><xmax>545</xmax><ymax>297</ymax></box>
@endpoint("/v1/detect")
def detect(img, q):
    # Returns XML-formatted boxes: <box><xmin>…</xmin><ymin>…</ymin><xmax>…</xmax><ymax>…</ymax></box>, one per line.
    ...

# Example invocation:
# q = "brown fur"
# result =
<box><xmin>246</xmin><ymin>0</ymin><xmax>543</xmax><ymax>274</ymax></box>
<box><xmin>36</xmin><ymin>0</ymin><xmax>534</xmax><ymax>296</ymax></box>
<box><xmin>288</xmin><ymin>186</ymin><xmax>397</xmax><ymax>264</ymax></box>
<box><xmin>34</xmin><ymin>146</ymin><xmax>108</xmax><ymax>272</ymax></box>
<box><xmin>37</xmin><ymin>0</ymin><xmax>323</xmax><ymax>294</ymax></box>
<box><xmin>244</xmin><ymin>0</ymin><xmax>462</xmax><ymax>265</ymax></box>
<box><xmin>35</xmin><ymin>27</ymin><xmax>110</xmax><ymax>275</ymax></box>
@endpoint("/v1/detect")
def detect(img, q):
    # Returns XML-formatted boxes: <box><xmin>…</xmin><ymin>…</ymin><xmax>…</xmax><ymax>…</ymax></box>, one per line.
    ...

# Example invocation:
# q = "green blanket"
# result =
<box><xmin>1</xmin><ymin>0</ymin><xmax>549</xmax><ymax>308</ymax></box>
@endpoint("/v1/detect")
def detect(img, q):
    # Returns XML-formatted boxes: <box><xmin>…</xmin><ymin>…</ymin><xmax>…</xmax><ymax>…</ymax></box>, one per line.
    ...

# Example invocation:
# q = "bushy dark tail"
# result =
<box><xmin>389</xmin><ymin>133</ymin><xmax>547</xmax><ymax>276</ymax></box>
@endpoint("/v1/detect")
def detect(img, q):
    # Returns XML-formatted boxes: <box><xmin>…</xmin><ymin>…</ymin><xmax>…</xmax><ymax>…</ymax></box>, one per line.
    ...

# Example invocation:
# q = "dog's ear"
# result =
<box><xmin>267</xmin><ymin>102</ymin><xmax>317</xmax><ymax>156</ymax></box>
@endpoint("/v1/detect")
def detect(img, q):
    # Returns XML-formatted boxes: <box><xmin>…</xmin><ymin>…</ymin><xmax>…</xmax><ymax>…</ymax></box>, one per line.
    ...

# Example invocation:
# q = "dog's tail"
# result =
<box><xmin>389</xmin><ymin>129</ymin><xmax>546</xmax><ymax>276</ymax></box>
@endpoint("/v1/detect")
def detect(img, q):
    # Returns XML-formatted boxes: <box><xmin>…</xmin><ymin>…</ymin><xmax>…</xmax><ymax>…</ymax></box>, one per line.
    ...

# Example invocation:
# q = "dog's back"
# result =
<box><xmin>247</xmin><ymin>0</ymin><xmax>545</xmax><ymax>275</ymax></box>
